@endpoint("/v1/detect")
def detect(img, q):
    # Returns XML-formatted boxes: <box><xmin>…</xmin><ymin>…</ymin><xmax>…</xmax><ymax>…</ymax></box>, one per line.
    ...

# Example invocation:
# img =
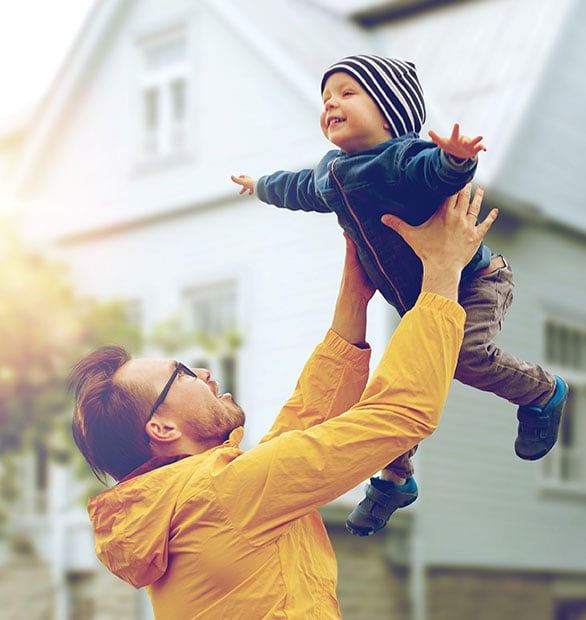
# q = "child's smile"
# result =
<box><xmin>327</xmin><ymin>116</ymin><xmax>345</xmax><ymax>126</ymax></box>
<box><xmin>320</xmin><ymin>72</ymin><xmax>392</xmax><ymax>153</ymax></box>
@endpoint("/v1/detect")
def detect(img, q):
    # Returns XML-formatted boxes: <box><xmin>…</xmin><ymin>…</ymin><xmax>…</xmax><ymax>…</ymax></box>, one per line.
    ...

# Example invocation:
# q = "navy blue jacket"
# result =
<box><xmin>257</xmin><ymin>133</ymin><xmax>490</xmax><ymax>314</ymax></box>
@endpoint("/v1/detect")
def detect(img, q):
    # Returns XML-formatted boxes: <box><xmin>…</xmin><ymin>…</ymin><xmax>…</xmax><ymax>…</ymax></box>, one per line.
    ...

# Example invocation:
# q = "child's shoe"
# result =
<box><xmin>515</xmin><ymin>375</ymin><xmax>568</xmax><ymax>460</ymax></box>
<box><xmin>345</xmin><ymin>476</ymin><xmax>418</xmax><ymax>537</ymax></box>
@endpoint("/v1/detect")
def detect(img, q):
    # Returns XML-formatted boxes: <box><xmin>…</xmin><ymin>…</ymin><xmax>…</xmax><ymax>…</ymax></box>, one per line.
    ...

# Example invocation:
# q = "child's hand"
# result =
<box><xmin>428</xmin><ymin>123</ymin><xmax>486</xmax><ymax>161</ymax></box>
<box><xmin>231</xmin><ymin>174</ymin><xmax>255</xmax><ymax>195</ymax></box>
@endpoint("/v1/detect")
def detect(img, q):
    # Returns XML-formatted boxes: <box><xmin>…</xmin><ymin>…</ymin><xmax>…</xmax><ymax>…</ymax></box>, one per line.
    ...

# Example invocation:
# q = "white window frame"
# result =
<box><xmin>136</xmin><ymin>26</ymin><xmax>190</xmax><ymax>162</ymax></box>
<box><xmin>541</xmin><ymin>318</ymin><xmax>586</xmax><ymax>494</ymax></box>
<box><xmin>181</xmin><ymin>281</ymin><xmax>240</xmax><ymax>400</ymax></box>
<box><xmin>124</xmin><ymin>298</ymin><xmax>143</xmax><ymax>332</ymax></box>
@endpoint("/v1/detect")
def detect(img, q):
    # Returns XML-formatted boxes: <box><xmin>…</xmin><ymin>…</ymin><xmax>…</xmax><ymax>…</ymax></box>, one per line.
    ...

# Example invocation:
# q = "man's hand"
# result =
<box><xmin>381</xmin><ymin>184</ymin><xmax>498</xmax><ymax>300</ymax></box>
<box><xmin>428</xmin><ymin>123</ymin><xmax>486</xmax><ymax>161</ymax></box>
<box><xmin>231</xmin><ymin>175</ymin><xmax>256</xmax><ymax>195</ymax></box>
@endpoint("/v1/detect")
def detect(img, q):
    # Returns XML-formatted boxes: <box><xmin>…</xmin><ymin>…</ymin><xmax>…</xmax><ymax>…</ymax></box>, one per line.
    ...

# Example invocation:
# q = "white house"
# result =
<box><xmin>1</xmin><ymin>0</ymin><xmax>585</xmax><ymax>618</ymax></box>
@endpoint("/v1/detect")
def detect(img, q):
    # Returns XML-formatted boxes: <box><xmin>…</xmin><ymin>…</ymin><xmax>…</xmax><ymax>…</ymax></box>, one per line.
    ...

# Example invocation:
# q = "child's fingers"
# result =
<box><xmin>468</xmin><ymin>135</ymin><xmax>487</xmax><ymax>151</ymax></box>
<box><xmin>428</xmin><ymin>129</ymin><xmax>443</xmax><ymax>145</ymax></box>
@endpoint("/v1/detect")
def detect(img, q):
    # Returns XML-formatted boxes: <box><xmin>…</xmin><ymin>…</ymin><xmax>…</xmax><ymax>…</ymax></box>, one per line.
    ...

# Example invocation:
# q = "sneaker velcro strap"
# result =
<box><xmin>365</xmin><ymin>482</ymin><xmax>396</xmax><ymax>509</ymax></box>
<box><xmin>517</xmin><ymin>406</ymin><xmax>550</xmax><ymax>427</ymax></box>
<box><xmin>517</xmin><ymin>424</ymin><xmax>540</xmax><ymax>439</ymax></box>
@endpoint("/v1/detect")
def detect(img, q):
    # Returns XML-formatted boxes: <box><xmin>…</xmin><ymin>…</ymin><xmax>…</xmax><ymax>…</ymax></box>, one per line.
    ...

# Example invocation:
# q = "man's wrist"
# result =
<box><xmin>331</xmin><ymin>296</ymin><xmax>368</xmax><ymax>347</ymax></box>
<box><xmin>421</xmin><ymin>265</ymin><xmax>461</xmax><ymax>301</ymax></box>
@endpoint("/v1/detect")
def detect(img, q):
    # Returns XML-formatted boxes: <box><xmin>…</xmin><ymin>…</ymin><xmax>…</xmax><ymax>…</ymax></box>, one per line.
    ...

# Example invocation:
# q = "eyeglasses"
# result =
<box><xmin>149</xmin><ymin>362</ymin><xmax>198</xmax><ymax>418</ymax></box>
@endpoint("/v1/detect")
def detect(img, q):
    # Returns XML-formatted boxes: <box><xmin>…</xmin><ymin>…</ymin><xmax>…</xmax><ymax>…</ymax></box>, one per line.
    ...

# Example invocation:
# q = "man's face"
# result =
<box><xmin>320</xmin><ymin>72</ymin><xmax>392</xmax><ymax>153</ymax></box>
<box><xmin>116</xmin><ymin>358</ymin><xmax>245</xmax><ymax>445</ymax></box>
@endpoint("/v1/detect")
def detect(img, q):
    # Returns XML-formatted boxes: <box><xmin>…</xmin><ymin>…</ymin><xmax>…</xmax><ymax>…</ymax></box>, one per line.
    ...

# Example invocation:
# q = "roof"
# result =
<box><xmin>5</xmin><ymin>0</ymin><xmax>585</xmax><ymax>234</ymax></box>
<box><xmin>207</xmin><ymin>0</ymin><xmax>375</xmax><ymax>93</ymax></box>
<box><xmin>344</xmin><ymin>0</ymin><xmax>584</xmax><ymax>232</ymax></box>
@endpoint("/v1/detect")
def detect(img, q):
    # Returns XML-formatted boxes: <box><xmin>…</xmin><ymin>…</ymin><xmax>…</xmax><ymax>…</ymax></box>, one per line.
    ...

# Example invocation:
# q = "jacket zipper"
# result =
<box><xmin>330</xmin><ymin>157</ymin><xmax>408</xmax><ymax>313</ymax></box>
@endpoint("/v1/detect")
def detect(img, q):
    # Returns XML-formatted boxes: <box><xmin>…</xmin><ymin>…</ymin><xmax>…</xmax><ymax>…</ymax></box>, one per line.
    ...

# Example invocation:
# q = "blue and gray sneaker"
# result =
<box><xmin>515</xmin><ymin>375</ymin><xmax>568</xmax><ymax>461</ymax></box>
<box><xmin>346</xmin><ymin>476</ymin><xmax>418</xmax><ymax>537</ymax></box>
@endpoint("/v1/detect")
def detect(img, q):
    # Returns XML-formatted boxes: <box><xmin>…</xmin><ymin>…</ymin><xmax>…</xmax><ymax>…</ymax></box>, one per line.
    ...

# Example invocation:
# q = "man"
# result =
<box><xmin>70</xmin><ymin>185</ymin><xmax>496</xmax><ymax>619</ymax></box>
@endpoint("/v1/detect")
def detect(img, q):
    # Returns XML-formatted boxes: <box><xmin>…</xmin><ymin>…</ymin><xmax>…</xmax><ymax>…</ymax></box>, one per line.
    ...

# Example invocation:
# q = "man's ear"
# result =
<box><xmin>145</xmin><ymin>417</ymin><xmax>181</xmax><ymax>444</ymax></box>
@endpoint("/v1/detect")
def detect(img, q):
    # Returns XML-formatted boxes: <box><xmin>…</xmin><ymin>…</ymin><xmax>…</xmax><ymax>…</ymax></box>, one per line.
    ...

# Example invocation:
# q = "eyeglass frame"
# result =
<box><xmin>149</xmin><ymin>362</ymin><xmax>198</xmax><ymax>418</ymax></box>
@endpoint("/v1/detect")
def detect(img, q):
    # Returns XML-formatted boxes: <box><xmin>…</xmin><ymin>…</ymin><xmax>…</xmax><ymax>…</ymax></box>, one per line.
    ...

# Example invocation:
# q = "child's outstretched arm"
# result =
<box><xmin>231</xmin><ymin>174</ymin><xmax>256</xmax><ymax>195</ymax></box>
<box><xmin>428</xmin><ymin>123</ymin><xmax>486</xmax><ymax>161</ymax></box>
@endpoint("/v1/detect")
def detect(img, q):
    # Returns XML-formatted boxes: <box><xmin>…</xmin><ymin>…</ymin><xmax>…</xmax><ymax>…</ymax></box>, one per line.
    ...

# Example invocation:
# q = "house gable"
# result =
<box><xmin>7</xmin><ymin>0</ymin><xmax>373</xmax><ymax>242</ymax></box>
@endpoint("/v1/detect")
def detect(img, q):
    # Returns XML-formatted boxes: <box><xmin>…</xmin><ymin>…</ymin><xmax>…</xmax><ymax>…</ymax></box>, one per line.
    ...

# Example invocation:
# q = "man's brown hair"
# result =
<box><xmin>70</xmin><ymin>346</ymin><xmax>155</xmax><ymax>482</ymax></box>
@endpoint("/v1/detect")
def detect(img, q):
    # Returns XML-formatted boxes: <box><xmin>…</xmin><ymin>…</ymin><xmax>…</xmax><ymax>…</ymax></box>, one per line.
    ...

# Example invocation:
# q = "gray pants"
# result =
<box><xmin>387</xmin><ymin>256</ymin><xmax>556</xmax><ymax>479</ymax></box>
<box><xmin>455</xmin><ymin>256</ymin><xmax>554</xmax><ymax>407</ymax></box>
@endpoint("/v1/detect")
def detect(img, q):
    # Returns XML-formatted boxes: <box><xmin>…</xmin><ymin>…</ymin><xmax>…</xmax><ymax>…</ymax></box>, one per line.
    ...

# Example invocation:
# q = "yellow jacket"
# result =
<box><xmin>88</xmin><ymin>293</ymin><xmax>465</xmax><ymax>619</ymax></box>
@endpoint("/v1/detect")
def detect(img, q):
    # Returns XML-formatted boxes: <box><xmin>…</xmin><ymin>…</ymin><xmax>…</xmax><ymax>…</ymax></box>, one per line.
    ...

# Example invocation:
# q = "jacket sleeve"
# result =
<box><xmin>256</xmin><ymin>169</ymin><xmax>332</xmax><ymax>213</ymax></box>
<box><xmin>221</xmin><ymin>293</ymin><xmax>466</xmax><ymax>543</ymax></box>
<box><xmin>397</xmin><ymin>138</ymin><xmax>478</xmax><ymax>196</ymax></box>
<box><xmin>259</xmin><ymin>330</ymin><xmax>371</xmax><ymax>443</ymax></box>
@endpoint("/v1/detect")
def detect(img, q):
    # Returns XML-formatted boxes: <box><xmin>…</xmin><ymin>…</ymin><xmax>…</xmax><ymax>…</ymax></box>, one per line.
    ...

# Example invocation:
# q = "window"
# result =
<box><xmin>67</xmin><ymin>572</ymin><xmax>95</xmax><ymax>620</ymax></box>
<box><xmin>182</xmin><ymin>282</ymin><xmax>240</xmax><ymax>399</ymax></box>
<box><xmin>33</xmin><ymin>441</ymin><xmax>48</xmax><ymax>513</ymax></box>
<box><xmin>138</xmin><ymin>29</ymin><xmax>190</xmax><ymax>160</ymax></box>
<box><xmin>124</xmin><ymin>299</ymin><xmax>143</xmax><ymax>331</ymax></box>
<box><xmin>555</xmin><ymin>599</ymin><xmax>586</xmax><ymax>620</ymax></box>
<box><xmin>16</xmin><ymin>444</ymin><xmax>49</xmax><ymax>515</ymax></box>
<box><xmin>543</xmin><ymin>320</ymin><xmax>586</xmax><ymax>489</ymax></box>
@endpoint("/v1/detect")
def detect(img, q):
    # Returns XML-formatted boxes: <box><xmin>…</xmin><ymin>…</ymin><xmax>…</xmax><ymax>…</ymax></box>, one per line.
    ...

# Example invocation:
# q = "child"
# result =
<box><xmin>232</xmin><ymin>54</ymin><xmax>568</xmax><ymax>537</ymax></box>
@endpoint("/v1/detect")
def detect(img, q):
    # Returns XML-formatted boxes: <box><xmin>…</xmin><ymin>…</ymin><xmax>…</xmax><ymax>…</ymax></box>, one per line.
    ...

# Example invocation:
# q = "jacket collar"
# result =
<box><xmin>119</xmin><ymin>454</ymin><xmax>191</xmax><ymax>483</ymax></box>
<box><xmin>118</xmin><ymin>426</ymin><xmax>245</xmax><ymax>483</ymax></box>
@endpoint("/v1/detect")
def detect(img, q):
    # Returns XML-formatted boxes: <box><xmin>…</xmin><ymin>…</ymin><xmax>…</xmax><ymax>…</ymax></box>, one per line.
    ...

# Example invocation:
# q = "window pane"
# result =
<box><xmin>142</xmin><ymin>89</ymin><xmax>159</xmax><ymax>155</ymax></box>
<box><xmin>125</xmin><ymin>299</ymin><xmax>143</xmax><ymax>330</ymax></box>
<box><xmin>546</xmin><ymin>321</ymin><xmax>586</xmax><ymax>370</ymax></box>
<box><xmin>139</xmin><ymin>30</ymin><xmax>189</xmax><ymax>158</ymax></box>
<box><xmin>171</xmin><ymin>79</ymin><xmax>186</xmax><ymax>122</ymax></box>
<box><xmin>555</xmin><ymin>599</ymin><xmax>586</xmax><ymax>620</ymax></box>
<box><xmin>143</xmin><ymin>35</ymin><xmax>186</xmax><ymax>70</ymax></box>
<box><xmin>144</xmin><ymin>89</ymin><xmax>158</xmax><ymax>129</ymax></box>
<box><xmin>220</xmin><ymin>355</ymin><xmax>236</xmax><ymax>396</ymax></box>
<box><xmin>182</xmin><ymin>283</ymin><xmax>239</xmax><ymax>401</ymax></box>
<box><xmin>67</xmin><ymin>572</ymin><xmax>95</xmax><ymax>620</ymax></box>
<box><xmin>543</xmin><ymin>320</ymin><xmax>586</xmax><ymax>486</ymax></box>
<box><xmin>185</xmin><ymin>282</ymin><xmax>237</xmax><ymax>337</ymax></box>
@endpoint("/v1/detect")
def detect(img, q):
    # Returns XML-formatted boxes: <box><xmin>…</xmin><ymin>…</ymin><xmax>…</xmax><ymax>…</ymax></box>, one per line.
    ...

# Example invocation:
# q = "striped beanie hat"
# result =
<box><xmin>321</xmin><ymin>55</ymin><xmax>426</xmax><ymax>138</ymax></box>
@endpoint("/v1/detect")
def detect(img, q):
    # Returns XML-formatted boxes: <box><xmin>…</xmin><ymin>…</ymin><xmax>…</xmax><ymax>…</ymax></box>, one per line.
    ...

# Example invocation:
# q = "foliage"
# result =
<box><xmin>0</xmin><ymin>225</ymin><xmax>244</xmax><ymax>539</ymax></box>
<box><xmin>151</xmin><ymin>316</ymin><xmax>243</xmax><ymax>355</ymax></box>
<box><xmin>0</xmin><ymin>227</ymin><xmax>142</xmax><ymax>524</ymax></box>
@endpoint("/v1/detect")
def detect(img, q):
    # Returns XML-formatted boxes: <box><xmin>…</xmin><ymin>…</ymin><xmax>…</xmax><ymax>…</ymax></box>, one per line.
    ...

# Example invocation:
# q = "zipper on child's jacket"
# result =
<box><xmin>330</xmin><ymin>157</ymin><xmax>408</xmax><ymax>313</ymax></box>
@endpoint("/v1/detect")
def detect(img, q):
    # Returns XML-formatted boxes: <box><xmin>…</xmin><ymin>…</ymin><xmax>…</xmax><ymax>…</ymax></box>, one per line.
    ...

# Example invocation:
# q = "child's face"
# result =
<box><xmin>320</xmin><ymin>72</ymin><xmax>392</xmax><ymax>153</ymax></box>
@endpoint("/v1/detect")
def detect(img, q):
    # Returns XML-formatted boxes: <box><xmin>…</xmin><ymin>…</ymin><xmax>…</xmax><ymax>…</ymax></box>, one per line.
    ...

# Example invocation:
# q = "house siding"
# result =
<box><xmin>419</xmin><ymin>222</ymin><xmax>586</xmax><ymax>568</ymax></box>
<box><xmin>2</xmin><ymin>0</ymin><xmax>586</xmax><ymax>619</ymax></box>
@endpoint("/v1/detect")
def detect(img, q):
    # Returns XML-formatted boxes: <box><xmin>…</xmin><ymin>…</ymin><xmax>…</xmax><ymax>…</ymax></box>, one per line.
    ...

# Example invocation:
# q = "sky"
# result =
<box><xmin>0</xmin><ymin>0</ymin><xmax>95</xmax><ymax>123</ymax></box>
<box><xmin>0</xmin><ymin>0</ymin><xmax>382</xmax><ymax>124</ymax></box>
